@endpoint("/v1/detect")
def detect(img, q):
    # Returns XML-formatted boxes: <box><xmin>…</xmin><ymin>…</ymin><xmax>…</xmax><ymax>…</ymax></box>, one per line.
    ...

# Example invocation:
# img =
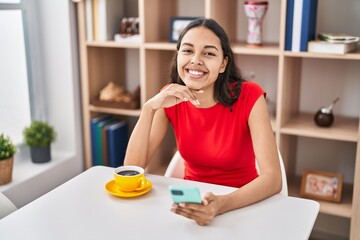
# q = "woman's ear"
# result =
<box><xmin>219</xmin><ymin>56</ymin><xmax>228</xmax><ymax>73</ymax></box>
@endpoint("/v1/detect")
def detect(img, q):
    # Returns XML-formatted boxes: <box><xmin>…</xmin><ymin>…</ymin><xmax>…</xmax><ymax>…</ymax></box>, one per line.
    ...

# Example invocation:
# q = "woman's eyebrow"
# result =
<box><xmin>204</xmin><ymin>45</ymin><xmax>219</xmax><ymax>51</ymax></box>
<box><xmin>181</xmin><ymin>42</ymin><xmax>219</xmax><ymax>52</ymax></box>
<box><xmin>180</xmin><ymin>42</ymin><xmax>193</xmax><ymax>47</ymax></box>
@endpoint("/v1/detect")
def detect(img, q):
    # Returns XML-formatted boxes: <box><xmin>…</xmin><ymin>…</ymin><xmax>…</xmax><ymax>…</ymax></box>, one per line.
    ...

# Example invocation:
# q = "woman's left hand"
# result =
<box><xmin>170</xmin><ymin>192</ymin><xmax>220</xmax><ymax>226</ymax></box>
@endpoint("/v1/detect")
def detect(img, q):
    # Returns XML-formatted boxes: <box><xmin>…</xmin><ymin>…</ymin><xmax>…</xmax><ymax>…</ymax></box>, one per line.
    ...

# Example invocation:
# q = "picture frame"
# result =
<box><xmin>300</xmin><ymin>169</ymin><xmax>343</xmax><ymax>203</ymax></box>
<box><xmin>169</xmin><ymin>17</ymin><xmax>198</xmax><ymax>42</ymax></box>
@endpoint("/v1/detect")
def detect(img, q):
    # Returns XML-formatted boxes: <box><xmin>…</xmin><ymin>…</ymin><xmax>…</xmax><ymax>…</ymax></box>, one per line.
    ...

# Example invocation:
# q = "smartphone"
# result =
<box><xmin>168</xmin><ymin>185</ymin><xmax>202</xmax><ymax>204</ymax></box>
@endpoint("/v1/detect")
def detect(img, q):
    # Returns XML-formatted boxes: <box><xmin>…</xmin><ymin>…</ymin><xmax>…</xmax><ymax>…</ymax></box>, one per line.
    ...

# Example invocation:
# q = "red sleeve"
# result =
<box><xmin>240</xmin><ymin>81</ymin><xmax>266</xmax><ymax>121</ymax></box>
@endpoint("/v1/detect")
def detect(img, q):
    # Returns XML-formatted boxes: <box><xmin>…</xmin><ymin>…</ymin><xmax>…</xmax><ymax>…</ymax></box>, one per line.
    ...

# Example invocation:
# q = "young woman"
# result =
<box><xmin>124</xmin><ymin>18</ymin><xmax>282</xmax><ymax>225</ymax></box>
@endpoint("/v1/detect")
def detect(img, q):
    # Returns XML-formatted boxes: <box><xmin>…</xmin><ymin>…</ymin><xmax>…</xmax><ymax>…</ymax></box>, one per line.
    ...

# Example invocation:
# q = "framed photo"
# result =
<box><xmin>300</xmin><ymin>169</ymin><xmax>343</xmax><ymax>203</ymax></box>
<box><xmin>169</xmin><ymin>17</ymin><xmax>198</xmax><ymax>42</ymax></box>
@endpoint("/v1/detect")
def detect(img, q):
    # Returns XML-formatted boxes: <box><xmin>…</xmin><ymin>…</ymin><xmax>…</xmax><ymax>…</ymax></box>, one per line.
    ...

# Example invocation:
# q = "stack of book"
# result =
<box><xmin>90</xmin><ymin>115</ymin><xmax>129</xmax><ymax>167</ymax></box>
<box><xmin>308</xmin><ymin>33</ymin><xmax>360</xmax><ymax>54</ymax></box>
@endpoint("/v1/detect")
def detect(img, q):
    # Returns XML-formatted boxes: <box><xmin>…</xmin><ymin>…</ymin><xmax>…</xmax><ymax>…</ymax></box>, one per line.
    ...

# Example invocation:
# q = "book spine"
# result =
<box><xmin>101</xmin><ymin>125</ymin><xmax>109</xmax><ymax>166</ymax></box>
<box><xmin>98</xmin><ymin>0</ymin><xmax>106</xmax><ymax>41</ymax></box>
<box><xmin>90</xmin><ymin>115</ymin><xmax>109</xmax><ymax>166</ymax></box>
<box><xmin>300</xmin><ymin>0</ymin><xmax>318</xmax><ymax>52</ymax></box>
<box><xmin>85</xmin><ymin>0</ymin><xmax>93</xmax><ymax>41</ymax></box>
<box><xmin>92</xmin><ymin>0</ymin><xmax>100</xmax><ymax>41</ymax></box>
<box><xmin>90</xmin><ymin>119</ymin><xmax>98</xmax><ymax>166</ymax></box>
<box><xmin>107</xmin><ymin>121</ymin><xmax>128</xmax><ymax>167</ymax></box>
<box><xmin>291</xmin><ymin>0</ymin><xmax>304</xmax><ymax>52</ymax></box>
<box><xmin>285</xmin><ymin>0</ymin><xmax>295</xmax><ymax>51</ymax></box>
<box><xmin>95</xmin><ymin>118</ymin><xmax>115</xmax><ymax>165</ymax></box>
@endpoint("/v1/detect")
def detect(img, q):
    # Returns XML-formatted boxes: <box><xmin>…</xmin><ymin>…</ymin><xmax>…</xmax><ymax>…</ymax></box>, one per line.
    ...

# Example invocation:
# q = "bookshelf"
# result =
<box><xmin>74</xmin><ymin>0</ymin><xmax>360</xmax><ymax>238</ymax></box>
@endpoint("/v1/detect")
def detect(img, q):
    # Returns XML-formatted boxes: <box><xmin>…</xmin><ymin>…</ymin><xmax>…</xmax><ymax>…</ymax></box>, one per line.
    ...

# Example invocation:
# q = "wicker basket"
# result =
<box><xmin>0</xmin><ymin>156</ymin><xmax>13</xmax><ymax>185</ymax></box>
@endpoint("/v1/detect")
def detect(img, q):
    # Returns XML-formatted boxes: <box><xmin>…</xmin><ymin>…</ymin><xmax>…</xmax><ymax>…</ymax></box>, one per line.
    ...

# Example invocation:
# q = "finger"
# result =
<box><xmin>165</xmin><ymin>84</ymin><xmax>199</xmax><ymax>105</ymax></box>
<box><xmin>202</xmin><ymin>192</ymin><xmax>215</xmax><ymax>206</ymax></box>
<box><xmin>175</xmin><ymin>207</ymin><xmax>212</xmax><ymax>226</ymax></box>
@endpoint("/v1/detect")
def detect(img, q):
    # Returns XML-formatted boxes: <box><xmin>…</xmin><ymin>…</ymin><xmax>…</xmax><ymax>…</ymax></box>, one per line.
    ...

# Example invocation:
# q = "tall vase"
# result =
<box><xmin>244</xmin><ymin>1</ymin><xmax>268</xmax><ymax>46</ymax></box>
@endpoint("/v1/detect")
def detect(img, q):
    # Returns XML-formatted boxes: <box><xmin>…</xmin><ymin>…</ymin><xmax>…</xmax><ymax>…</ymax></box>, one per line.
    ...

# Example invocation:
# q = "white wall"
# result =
<box><xmin>2</xmin><ymin>0</ymin><xmax>83</xmax><ymax>208</ymax></box>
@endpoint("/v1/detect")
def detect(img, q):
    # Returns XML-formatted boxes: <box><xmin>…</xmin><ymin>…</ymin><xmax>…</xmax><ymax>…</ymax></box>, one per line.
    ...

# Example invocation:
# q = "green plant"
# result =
<box><xmin>23</xmin><ymin>121</ymin><xmax>56</xmax><ymax>147</ymax></box>
<box><xmin>0</xmin><ymin>134</ymin><xmax>17</xmax><ymax>160</ymax></box>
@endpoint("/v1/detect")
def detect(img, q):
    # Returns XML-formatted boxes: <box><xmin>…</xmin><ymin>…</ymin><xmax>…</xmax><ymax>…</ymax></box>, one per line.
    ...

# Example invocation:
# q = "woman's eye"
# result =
<box><xmin>204</xmin><ymin>52</ymin><xmax>216</xmax><ymax>56</ymax></box>
<box><xmin>181</xmin><ymin>49</ymin><xmax>192</xmax><ymax>53</ymax></box>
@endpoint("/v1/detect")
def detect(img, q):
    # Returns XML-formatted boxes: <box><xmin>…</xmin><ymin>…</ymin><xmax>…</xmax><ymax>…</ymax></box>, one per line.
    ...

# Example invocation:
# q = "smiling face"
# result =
<box><xmin>177</xmin><ymin>26</ymin><xmax>228</xmax><ymax>93</ymax></box>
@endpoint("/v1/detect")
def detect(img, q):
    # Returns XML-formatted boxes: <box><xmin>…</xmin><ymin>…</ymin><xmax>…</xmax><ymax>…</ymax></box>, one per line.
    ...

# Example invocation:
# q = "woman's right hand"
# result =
<box><xmin>146</xmin><ymin>83</ymin><xmax>201</xmax><ymax>110</ymax></box>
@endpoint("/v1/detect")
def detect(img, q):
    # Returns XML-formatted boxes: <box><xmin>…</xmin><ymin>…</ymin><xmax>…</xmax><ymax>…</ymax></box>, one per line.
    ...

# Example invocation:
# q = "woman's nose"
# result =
<box><xmin>190</xmin><ymin>55</ymin><xmax>203</xmax><ymax>65</ymax></box>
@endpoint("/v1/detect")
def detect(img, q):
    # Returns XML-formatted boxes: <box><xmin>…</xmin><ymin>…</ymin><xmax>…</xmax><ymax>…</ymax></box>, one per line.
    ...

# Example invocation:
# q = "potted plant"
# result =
<box><xmin>23</xmin><ymin>121</ymin><xmax>56</xmax><ymax>163</ymax></box>
<box><xmin>0</xmin><ymin>134</ymin><xmax>17</xmax><ymax>185</ymax></box>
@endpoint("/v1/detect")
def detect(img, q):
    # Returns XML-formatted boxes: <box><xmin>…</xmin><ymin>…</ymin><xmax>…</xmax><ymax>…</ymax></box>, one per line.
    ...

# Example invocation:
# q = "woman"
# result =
<box><xmin>124</xmin><ymin>18</ymin><xmax>281</xmax><ymax>225</ymax></box>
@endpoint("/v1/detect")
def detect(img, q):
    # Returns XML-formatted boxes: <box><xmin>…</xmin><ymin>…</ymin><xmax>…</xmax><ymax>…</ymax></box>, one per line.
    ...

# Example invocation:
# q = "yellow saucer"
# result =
<box><xmin>105</xmin><ymin>179</ymin><xmax>152</xmax><ymax>198</ymax></box>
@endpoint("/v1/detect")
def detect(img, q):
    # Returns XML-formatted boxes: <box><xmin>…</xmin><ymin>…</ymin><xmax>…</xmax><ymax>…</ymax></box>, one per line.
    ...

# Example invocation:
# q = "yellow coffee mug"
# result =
<box><xmin>114</xmin><ymin>166</ymin><xmax>148</xmax><ymax>192</ymax></box>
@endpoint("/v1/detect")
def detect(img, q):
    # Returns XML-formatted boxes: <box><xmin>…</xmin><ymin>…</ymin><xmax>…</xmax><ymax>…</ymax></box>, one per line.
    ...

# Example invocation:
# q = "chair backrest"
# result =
<box><xmin>0</xmin><ymin>192</ymin><xmax>17</xmax><ymax>219</ymax></box>
<box><xmin>164</xmin><ymin>149</ymin><xmax>288</xmax><ymax>196</ymax></box>
<box><xmin>164</xmin><ymin>151</ymin><xmax>185</xmax><ymax>179</ymax></box>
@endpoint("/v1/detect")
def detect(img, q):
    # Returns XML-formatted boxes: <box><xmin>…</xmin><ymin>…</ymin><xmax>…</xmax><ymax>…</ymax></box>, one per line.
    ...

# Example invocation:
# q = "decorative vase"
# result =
<box><xmin>30</xmin><ymin>146</ymin><xmax>51</xmax><ymax>163</ymax></box>
<box><xmin>244</xmin><ymin>1</ymin><xmax>269</xmax><ymax>46</ymax></box>
<box><xmin>0</xmin><ymin>157</ymin><xmax>13</xmax><ymax>185</ymax></box>
<box><xmin>314</xmin><ymin>97</ymin><xmax>340</xmax><ymax>128</ymax></box>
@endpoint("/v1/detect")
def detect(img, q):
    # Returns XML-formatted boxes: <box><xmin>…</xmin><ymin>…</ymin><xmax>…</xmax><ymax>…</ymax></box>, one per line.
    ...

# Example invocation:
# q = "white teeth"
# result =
<box><xmin>188</xmin><ymin>70</ymin><xmax>204</xmax><ymax>76</ymax></box>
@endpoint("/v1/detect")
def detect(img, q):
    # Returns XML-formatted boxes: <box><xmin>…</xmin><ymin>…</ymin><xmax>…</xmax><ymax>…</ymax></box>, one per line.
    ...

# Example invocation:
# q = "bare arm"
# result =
<box><xmin>124</xmin><ymin>84</ymin><xmax>200</xmax><ymax>168</ymax></box>
<box><xmin>215</xmin><ymin>95</ymin><xmax>282</xmax><ymax>213</ymax></box>
<box><xmin>172</xmin><ymin>95</ymin><xmax>282</xmax><ymax>225</ymax></box>
<box><xmin>124</xmin><ymin>104</ymin><xmax>168</xmax><ymax>168</ymax></box>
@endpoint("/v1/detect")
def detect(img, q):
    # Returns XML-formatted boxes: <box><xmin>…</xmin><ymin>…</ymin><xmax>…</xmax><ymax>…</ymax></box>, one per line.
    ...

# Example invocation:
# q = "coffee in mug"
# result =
<box><xmin>114</xmin><ymin>166</ymin><xmax>148</xmax><ymax>192</ymax></box>
<box><xmin>117</xmin><ymin>170</ymin><xmax>140</xmax><ymax>176</ymax></box>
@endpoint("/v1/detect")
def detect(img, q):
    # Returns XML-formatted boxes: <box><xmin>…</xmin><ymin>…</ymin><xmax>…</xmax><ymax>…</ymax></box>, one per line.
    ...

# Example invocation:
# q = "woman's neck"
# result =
<box><xmin>195</xmin><ymin>87</ymin><xmax>217</xmax><ymax>108</ymax></box>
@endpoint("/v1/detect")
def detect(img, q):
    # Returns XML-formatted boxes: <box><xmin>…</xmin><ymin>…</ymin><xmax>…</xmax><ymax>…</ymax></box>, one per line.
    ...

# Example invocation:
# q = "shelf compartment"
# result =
<box><xmin>144</xmin><ymin>42</ymin><xmax>176</xmax><ymax>51</ymax></box>
<box><xmin>288</xmin><ymin>176</ymin><xmax>352</xmax><ymax>218</ymax></box>
<box><xmin>232</xmin><ymin>42</ymin><xmax>280</xmax><ymax>56</ymax></box>
<box><xmin>89</xmin><ymin>105</ymin><xmax>141</xmax><ymax>117</ymax></box>
<box><xmin>87</xmin><ymin>47</ymin><xmax>141</xmax><ymax>105</ymax></box>
<box><xmin>87</xmin><ymin>41</ymin><xmax>141</xmax><ymax>49</ymax></box>
<box><xmin>284</xmin><ymin>50</ymin><xmax>360</xmax><ymax>60</ymax></box>
<box><xmin>143</xmin><ymin>0</ymin><xmax>205</xmax><ymax>43</ymax></box>
<box><xmin>281</xmin><ymin>113</ymin><xmax>358</xmax><ymax>142</ymax></box>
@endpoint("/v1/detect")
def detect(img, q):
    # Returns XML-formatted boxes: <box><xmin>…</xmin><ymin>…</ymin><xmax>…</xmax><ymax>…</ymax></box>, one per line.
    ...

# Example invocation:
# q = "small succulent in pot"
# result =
<box><xmin>0</xmin><ymin>134</ymin><xmax>17</xmax><ymax>160</ymax></box>
<box><xmin>0</xmin><ymin>134</ymin><xmax>17</xmax><ymax>185</ymax></box>
<box><xmin>23</xmin><ymin>121</ymin><xmax>56</xmax><ymax>163</ymax></box>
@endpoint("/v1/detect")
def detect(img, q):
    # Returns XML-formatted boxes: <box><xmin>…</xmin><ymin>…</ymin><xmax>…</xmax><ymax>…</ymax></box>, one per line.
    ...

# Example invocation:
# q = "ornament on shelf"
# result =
<box><xmin>244</xmin><ymin>1</ymin><xmax>268</xmax><ymax>46</ymax></box>
<box><xmin>314</xmin><ymin>97</ymin><xmax>340</xmax><ymax>127</ymax></box>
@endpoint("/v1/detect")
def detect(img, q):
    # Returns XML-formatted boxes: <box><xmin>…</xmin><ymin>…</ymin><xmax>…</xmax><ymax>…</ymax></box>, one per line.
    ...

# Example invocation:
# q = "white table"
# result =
<box><xmin>0</xmin><ymin>166</ymin><xmax>319</xmax><ymax>240</ymax></box>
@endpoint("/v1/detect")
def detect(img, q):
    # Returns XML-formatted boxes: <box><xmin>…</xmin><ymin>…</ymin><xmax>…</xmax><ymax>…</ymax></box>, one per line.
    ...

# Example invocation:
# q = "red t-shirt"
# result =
<box><xmin>164</xmin><ymin>81</ymin><xmax>265</xmax><ymax>188</ymax></box>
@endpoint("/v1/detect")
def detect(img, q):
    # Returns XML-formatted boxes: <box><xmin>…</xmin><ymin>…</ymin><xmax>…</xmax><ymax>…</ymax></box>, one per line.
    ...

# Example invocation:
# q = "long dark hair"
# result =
<box><xmin>170</xmin><ymin>18</ymin><xmax>245</xmax><ymax>108</ymax></box>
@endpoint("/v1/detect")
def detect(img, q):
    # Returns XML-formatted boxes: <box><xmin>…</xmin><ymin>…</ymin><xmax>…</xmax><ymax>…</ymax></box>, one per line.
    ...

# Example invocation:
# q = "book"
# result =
<box><xmin>90</xmin><ymin>115</ymin><xmax>110</xmax><ymax>166</ymax></box>
<box><xmin>106</xmin><ymin>121</ymin><xmax>128</xmax><ymax>167</ymax></box>
<box><xmin>101</xmin><ymin>123</ymin><xmax>109</xmax><ymax>166</ymax></box>
<box><xmin>299</xmin><ymin>0</ymin><xmax>318</xmax><ymax>52</ymax></box>
<box><xmin>94</xmin><ymin>117</ymin><xmax>117</xmax><ymax>165</ymax></box>
<box><xmin>291</xmin><ymin>0</ymin><xmax>304</xmax><ymax>52</ymax></box>
<box><xmin>96</xmin><ymin>0</ymin><xmax>124</xmax><ymax>41</ymax></box>
<box><xmin>318</xmin><ymin>32</ymin><xmax>360</xmax><ymax>44</ymax></box>
<box><xmin>85</xmin><ymin>0</ymin><xmax>93</xmax><ymax>41</ymax></box>
<box><xmin>284</xmin><ymin>0</ymin><xmax>295</xmax><ymax>51</ymax></box>
<box><xmin>92</xmin><ymin>0</ymin><xmax>100</xmax><ymax>41</ymax></box>
<box><xmin>308</xmin><ymin>40</ymin><xmax>359</xmax><ymax>54</ymax></box>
